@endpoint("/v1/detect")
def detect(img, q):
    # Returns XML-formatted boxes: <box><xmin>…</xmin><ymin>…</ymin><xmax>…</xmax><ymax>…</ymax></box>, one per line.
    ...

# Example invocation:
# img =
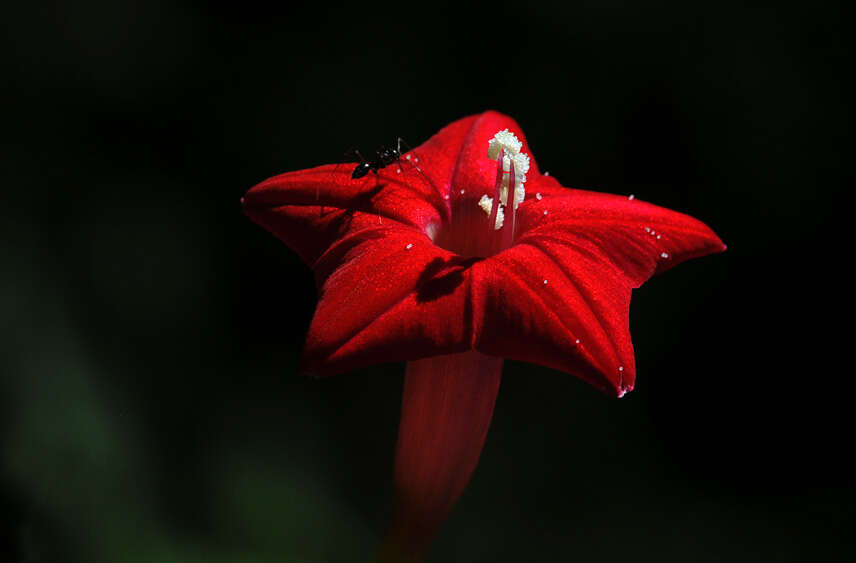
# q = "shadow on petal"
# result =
<box><xmin>415</xmin><ymin>256</ymin><xmax>481</xmax><ymax>303</ymax></box>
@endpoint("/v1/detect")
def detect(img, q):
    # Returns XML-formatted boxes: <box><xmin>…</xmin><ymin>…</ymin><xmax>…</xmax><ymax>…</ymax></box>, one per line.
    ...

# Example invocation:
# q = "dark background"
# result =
<box><xmin>2</xmin><ymin>1</ymin><xmax>852</xmax><ymax>562</ymax></box>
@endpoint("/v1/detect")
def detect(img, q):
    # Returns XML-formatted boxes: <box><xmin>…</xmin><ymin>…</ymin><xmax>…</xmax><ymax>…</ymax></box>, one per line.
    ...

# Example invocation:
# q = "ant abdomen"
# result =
<box><xmin>351</xmin><ymin>162</ymin><xmax>373</xmax><ymax>179</ymax></box>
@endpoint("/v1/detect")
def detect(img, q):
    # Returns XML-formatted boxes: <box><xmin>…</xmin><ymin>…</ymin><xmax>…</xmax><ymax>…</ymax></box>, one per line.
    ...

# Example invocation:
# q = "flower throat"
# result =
<box><xmin>433</xmin><ymin>130</ymin><xmax>530</xmax><ymax>258</ymax></box>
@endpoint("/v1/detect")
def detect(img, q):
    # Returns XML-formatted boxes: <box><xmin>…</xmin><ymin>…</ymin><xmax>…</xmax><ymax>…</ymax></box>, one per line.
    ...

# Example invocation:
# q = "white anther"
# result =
<box><xmin>487</xmin><ymin>129</ymin><xmax>523</xmax><ymax>159</ymax></box>
<box><xmin>487</xmin><ymin>129</ymin><xmax>529</xmax><ymax>211</ymax></box>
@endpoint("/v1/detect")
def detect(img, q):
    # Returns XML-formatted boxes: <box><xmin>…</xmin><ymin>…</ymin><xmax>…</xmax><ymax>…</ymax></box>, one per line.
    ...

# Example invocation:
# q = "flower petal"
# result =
<box><xmin>301</xmin><ymin>228</ymin><xmax>478</xmax><ymax>375</ymax></box>
<box><xmin>413</xmin><ymin>110</ymin><xmax>541</xmax><ymax>208</ymax></box>
<box><xmin>243</xmin><ymin>163</ymin><xmax>446</xmax><ymax>265</ymax></box>
<box><xmin>476</xmin><ymin>174</ymin><xmax>726</xmax><ymax>395</ymax></box>
<box><xmin>519</xmin><ymin>175</ymin><xmax>726</xmax><ymax>283</ymax></box>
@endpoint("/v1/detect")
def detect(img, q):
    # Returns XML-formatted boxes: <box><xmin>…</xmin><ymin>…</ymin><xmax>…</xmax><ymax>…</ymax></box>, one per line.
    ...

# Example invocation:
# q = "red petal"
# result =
<box><xmin>301</xmin><ymin>228</ymin><xmax>477</xmax><ymax>375</ymax></box>
<box><xmin>477</xmin><ymin>174</ymin><xmax>726</xmax><ymax>396</ymax></box>
<box><xmin>243</xmin><ymin>163</ymin><xmax>446</xmax><ymax>265</ymax></box>
<box><xmin>414</xmin><ymin>111</ymin><xmax>541</xmax><ymax>210</ymax></box>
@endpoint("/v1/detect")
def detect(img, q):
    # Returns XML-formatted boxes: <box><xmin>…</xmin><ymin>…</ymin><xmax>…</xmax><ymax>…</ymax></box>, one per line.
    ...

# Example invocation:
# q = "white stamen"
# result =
<box><xmin>414</xmin><ymin>157</ymin><xmax>419</xmax><ymax>163</ymax></box>
<box><xmin>406</xmin><ymin>154</ymin><xmax>411</xmax><ymax>160</ymax></box>
<box><xmin>487</xmin><ymin>129</ymin><xmax>523</xmax><ymax>159</ymax></box>
<box><xmin>628</xmin><ymin>194</ymin><xmax>635</xmax><ymax>200</ymax></box>
<box><xmin>544</xmin><ymin>171</ymin><xmax>550</xmax><ymax>176</ymax></box>
<box><xmin>543</xmin><ymin>279</ymin><xmax>548</xmax><ymax>285</ymax></box>
<box><xmin>575</xmin><ymin>339</ymin><xmax>580</xmax><ymax>344</ymax></box>
<box><xmin>476</xmin><ymin>129</ymin><xmax>533</xmax><ymax>231</ymax></box>
<box><xmin>460</xmin><ymin>189</ymin><xmax>465</xmax><ymax>194</ymax></box>
<box><xmin>543</xmin><ymin>210</ymin><xmax>548</xmax><ymax>215</ymax></box>
<box><xmin>536</xmin><ymin>192</ymin><xmax>542</xmax><ymax>200</ymax></box>
<box><xmin>656</xmin><ymin>234</ymin><xmax>661</xmax><ymax>239</ymax></box>
<box><xmin>396</xmin><ymin>168</ymin><xmax>402</xmax><ymax>173</ymax></box>
<box><xmin>644</xmin><ymin>226</ymin><xmax>651</xmax><ymax>233</ymax></box>
<box><xmin>487</xmin><ymin>130</ymin><xmax>529</xmax><ymax>211</ymax></box>
<box><xmin>619</xmin><ymin>366</ymin><xmax>624</xmax><ymax>371</ymax></box>
<box><xmin>661</xmin><ymin>252</ymin><xmax>669</xmax><ymax>259</ymax></box>
<box><xmin>478</xmin><ymin>195</ymin><xmax>505</xmax><ymax>229</ymax></box>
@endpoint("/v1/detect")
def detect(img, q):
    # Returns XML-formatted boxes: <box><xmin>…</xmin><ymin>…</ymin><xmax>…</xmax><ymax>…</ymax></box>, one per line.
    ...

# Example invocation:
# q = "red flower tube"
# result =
<box><xmin>243</xmin><ymin>111</ymin><xmax>725</xmax><ymax>561</ymax></box>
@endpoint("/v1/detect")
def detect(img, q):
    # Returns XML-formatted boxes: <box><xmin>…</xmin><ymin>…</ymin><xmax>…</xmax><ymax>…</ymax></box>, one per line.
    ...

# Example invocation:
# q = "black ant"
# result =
<box><xmin>348</xmin><ymin>137</ymin><xmax>422</xmax><ymax>179</ymax></box>
<box><xmin>319</xmin><ymin>137</ymin><xmax>432</xmax><ymax>203</ymax></box>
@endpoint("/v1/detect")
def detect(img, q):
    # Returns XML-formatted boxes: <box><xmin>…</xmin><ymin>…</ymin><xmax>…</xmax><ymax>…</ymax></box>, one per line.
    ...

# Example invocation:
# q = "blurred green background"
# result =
<box><xmin>2</xmin><ymin>1</ymin><xmax>852</xmax><ymax>561</ymax></box>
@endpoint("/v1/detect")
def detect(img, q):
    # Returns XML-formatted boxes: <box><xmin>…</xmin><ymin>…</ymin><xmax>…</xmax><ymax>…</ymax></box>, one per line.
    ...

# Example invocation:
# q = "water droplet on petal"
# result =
<box><xmin>460</xmin><ymin>189</ymin><xmax>465</xmax><ymax>195</ymax></box>
<box><xmin>656</xmin><ymin>234</ymin><xmax>661</xmax><ymax>239</ymax></box>
<box><xmin>619</xmin><ymin>366</ymin><xmax>624</xmax><ymax>371</ymax></box>
<box><xmin>406</xmin><ymin>243</ymin><xmax>413</xmax><ymax>250</ymax></box>
<box><xmin>397</xmin><ymin>168</ymin><xmax>402</xmax><ymax>173</ymax></box>
<box><xmin>644</xmin><ymin>226</ymin><xmax>651</xmax><ymax>233</ymax></box>
<box><xmin>536</xmin><ymin>192</ymin><xmax>542</xmax><ymax>200</ymax></box>
<box><xmin>543</xmin><ymin>210</ymin><xmax>548</xmax><ymax>215</ymax></box>
<box><xmin>575</xmin><ymin>339</ymin><xmax>580</xmax><ymax>344</ymax></box>
<box><xmin>661</xmin><ymin>252</ymin><xmax>669</xmax><ymax>259</ymax></box>
<box><xmin>543</xmin><ymin>279</ymin><xmax>548</xmax><ymax>285</ymax></box>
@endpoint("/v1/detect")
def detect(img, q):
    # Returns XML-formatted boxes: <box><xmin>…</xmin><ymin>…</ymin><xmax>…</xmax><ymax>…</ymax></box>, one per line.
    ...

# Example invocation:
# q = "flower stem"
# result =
<box><xmin>377</xmin><ymin>351</ymin><xmax>503</xmax><ymax>562</ymax></box>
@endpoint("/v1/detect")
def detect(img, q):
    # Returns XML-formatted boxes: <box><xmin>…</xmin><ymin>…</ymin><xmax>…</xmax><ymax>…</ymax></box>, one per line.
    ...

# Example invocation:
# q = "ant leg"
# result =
<box><xmin>372</xmin><ymin>160</ymin><xmax>383</xmax><ymax>225</ymax></box>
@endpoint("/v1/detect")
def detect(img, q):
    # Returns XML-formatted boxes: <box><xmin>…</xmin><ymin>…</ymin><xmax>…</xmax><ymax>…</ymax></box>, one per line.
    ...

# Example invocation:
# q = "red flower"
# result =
<box><xmin>243</xmin><ymin>111</ymin><xmax>725</xmax><ymax>561</ymax></box>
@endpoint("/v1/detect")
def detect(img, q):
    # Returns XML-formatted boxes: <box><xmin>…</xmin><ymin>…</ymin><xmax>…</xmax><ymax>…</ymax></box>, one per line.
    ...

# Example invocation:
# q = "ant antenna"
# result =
<box><xmin>396</xmin><ymin>137</ymin><xmax>442</xmax><ymax>199</ymax></box>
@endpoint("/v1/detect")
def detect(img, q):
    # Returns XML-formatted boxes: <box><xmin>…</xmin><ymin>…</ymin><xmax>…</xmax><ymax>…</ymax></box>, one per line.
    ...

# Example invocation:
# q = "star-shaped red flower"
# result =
<box><xmin>242</xmin><ymin>111</ymin><xmax>724</xmax><ymax>397</ymax></box>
